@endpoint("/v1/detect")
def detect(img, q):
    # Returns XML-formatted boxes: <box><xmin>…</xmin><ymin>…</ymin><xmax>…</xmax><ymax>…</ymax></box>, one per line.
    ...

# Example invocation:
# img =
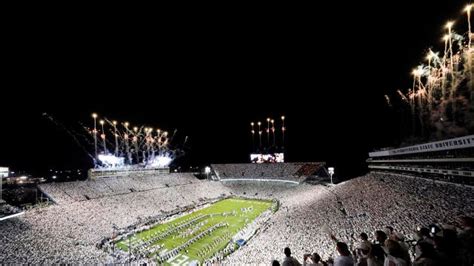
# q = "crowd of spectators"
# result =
<box><xmin>0</xmin><ymin>171</ymin><xmax>472</xmax><ymax>265</ymax></box>
<box><xmin>212</xmin><ymin>163</ymin><xmax>323</xmax><ymax>182</ymax></box>
<box><xmin>225</xmin><ymin>172</ymin><xmax>474</xmax><ymax>265</ymax></box>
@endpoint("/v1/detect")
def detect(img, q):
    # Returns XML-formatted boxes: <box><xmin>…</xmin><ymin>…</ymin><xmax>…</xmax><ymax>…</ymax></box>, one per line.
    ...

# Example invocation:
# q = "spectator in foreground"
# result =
<box><xmin>353</xmin><ymin>232</ymin><xmax>371</xmax><ymax>265</ymax></box>
<box><xmin>283</xmin><ymin>247</ymin><xmax>301</xmax><ymax>266</ymax></box>
<box><xmin>303</xmin><ymin>252</ymin><xmax>325</xmax><ymax>266</ymax></box>
<box><xmin>367</xmin><ymin>231</ymin><xmax>387</xmax><ymax>266</ymax></box>
<box><xmin>457</xmin><ymin>216</ymin><xmax>474</xmax><ymax>266</ymax></box>
<box><xmin>384</xmin><ymin>239</ymin><xmax>407</xmax><ymax>266</ymax></box>
<box><xmin>334</xmin><ymin>242</ymin><xmax>354</xmax><ymax>266</ymax></box>
<box><xmin>413</xmin><ymin>241</ymin><xmax>440</xmax><ymax>266</ymax></box>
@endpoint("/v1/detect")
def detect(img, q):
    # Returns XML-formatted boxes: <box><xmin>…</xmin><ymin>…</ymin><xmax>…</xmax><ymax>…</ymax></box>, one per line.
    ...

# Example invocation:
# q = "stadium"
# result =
<box><xmin>1</xmin><ymin>157</ymin><xmax>473</xmax><ymax>264</ymax></box>
<box><xmin>1</xmin><ymin>2</ymin><xmax>474</xmax><ymax>266</ymax></box>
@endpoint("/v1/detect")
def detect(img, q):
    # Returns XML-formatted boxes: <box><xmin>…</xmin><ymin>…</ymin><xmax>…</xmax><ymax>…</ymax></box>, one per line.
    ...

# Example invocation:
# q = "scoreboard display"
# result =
<box><xmin>250</xmin><ymin>153</ymin><xmax>284</xmax><ymax>163</ymax></box>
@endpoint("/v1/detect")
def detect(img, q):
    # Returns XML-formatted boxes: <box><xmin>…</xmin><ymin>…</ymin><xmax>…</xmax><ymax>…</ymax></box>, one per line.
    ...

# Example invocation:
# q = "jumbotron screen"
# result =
<box><xmin>250</xmin><ymin>153</ymin><xmax>284</xmax><ymax>163</ymax></box>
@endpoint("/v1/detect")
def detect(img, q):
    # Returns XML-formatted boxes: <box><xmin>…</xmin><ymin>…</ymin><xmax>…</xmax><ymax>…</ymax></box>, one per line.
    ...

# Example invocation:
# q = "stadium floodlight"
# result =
<box><xmin>204</xmin><ymin>166</ymin><xmax>211</xmax><ymax>180</ymax></box>
<box><xmin>281</xmin><ymin>116</ymin><xmax>286</xmax><ymax>146</ymax></box>
<box><xmin>328</xmin><ymin>167</ymin><xmax>335</xmax><ymax>184</ymax></box>
<box><xmin>92</xmin><ymin>113</ymin><xmax>98</xmax><ymax>161</ymax></box>
<box><xmin>100</xmin><ymin>120</ymin><xmax>106</xmax><ymax>153</ymax></box>
<box><xmin>266</xmin><ymin>118</ymin><xmax>271</xmax><ymax>144</ymax></box>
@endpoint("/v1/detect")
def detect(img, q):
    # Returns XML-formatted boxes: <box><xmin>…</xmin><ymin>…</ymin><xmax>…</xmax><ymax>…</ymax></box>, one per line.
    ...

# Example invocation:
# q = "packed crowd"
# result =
<box><xmin>225</xmin><ymin>172</ymin><xmax>474</xmax><ymax>265</ymax></box>
<box><xmin>38</xmin><ymin>173</ymin><xmax>198</xmax><ymax>204</ymax></box>
<box><xmin>212</xmin><ymin>163</ymin><xmax>323</xmax><ymax>182</ymax></box>
<box><xmin>0</xmin><ymin>174</ymin><xmax>228</xmax><ymax>264</ymax></box>
<box><xmin>0</xmin><ymin>171</ymin><xmax>472</xmax><ymax>264</ymax></box>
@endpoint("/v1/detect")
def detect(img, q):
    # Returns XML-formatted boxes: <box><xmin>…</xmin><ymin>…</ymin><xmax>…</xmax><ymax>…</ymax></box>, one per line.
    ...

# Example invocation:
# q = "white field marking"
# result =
<box><xmin>168</xmin><ymin>254</ymin><xmax>191</xmax><ymax>266</ymax></box>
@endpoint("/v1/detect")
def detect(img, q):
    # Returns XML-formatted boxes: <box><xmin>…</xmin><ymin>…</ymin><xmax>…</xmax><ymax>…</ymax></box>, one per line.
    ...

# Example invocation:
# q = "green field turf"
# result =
<box><xmin>116</xmin><ymin>198</ymin><xmax>273</xmax><ymax>265</ymax></box>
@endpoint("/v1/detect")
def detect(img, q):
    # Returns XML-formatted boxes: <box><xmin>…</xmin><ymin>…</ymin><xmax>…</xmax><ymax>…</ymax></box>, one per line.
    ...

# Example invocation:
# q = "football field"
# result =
<box><xmin>116</xmin><ymin>198</ymin><xmax>273</xmax><ymax>265</ymax></box>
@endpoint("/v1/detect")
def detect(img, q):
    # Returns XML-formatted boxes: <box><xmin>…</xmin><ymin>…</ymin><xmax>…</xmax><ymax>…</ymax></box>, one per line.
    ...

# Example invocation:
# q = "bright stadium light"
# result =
<box><xmin>204</xmin><ymin>166</ymin><xmax>211</xmax><ymax>180</ymax></box>
<box><xmin>328</xmin><ymin>167</ymin><xmax>335</xmax><ymax>184</ymax></box>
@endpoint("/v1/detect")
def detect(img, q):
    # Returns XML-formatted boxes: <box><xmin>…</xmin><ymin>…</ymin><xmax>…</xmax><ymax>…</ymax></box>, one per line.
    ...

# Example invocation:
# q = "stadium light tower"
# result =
<box><xmin>113</xmin><ymin>121</ymin><xmax>118</xmax><ymax>156</ymax></box>
<box><xmin>281</xmin><ymin>116</ymin><xmax>286</xmax><ymax>148</ymax></box>
<box><xmin>100</xmin><ymin>120</ymin><xmax>106</xmax><ymax>154</ymax></box>
<box><xmin>258</xmin><ymin>122</ymin><xmax>262</xmax><ymax>148</ymax></box>
<box><xmin>124</xmin><ymin>122</ymin><xmax>131</xmax><ymax>164</ymax></box>
<box><xmin>204</xmin><ymin>166</ymin><xmax>211</xmax><ymax>180</ymax></box>
<box><xmin>92</xmin><ymin>113</ymin><xmax>98</xmax><ymax>161</ymax></box>
<box><xmin>328</xmin><ymin>167</ymin><xmax>335</xmax><ymax>184</ymax></box>
<box><xmin>251</xmin><ymin>122</ymin><xmax>255</xmax><ymax>152</ymax></box>
<box><xmin>133</xmin><ymin>127</ymin><xmax>139</xmax><ymax>163</ymax></box>
<box><xmin>271</xmin><ymin>119</ymin><xmax>275</xmax><ymax>146</ymax></box>
<box><xmin>266</xmin><ymin>118</ymin><xmax>271</xmax><ymax>147</ymax></box>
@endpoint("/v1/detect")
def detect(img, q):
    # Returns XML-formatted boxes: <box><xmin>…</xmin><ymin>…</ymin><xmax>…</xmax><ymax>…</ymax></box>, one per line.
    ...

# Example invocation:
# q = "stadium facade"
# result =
<box><xmin>367</xmin><ymin>135</ymin><xmax>474</xmax><ymax>185</ymax></box>
<box><xmin>88</xmin><ymin>167</ymin><xmax>170</xmax><ymax>179</ymax></box>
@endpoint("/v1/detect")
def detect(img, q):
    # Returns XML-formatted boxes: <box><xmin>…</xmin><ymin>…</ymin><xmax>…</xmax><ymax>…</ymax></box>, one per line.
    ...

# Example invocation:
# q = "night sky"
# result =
<box><xmin>1</xmin><ymin>1</ymin><xmax>471</xmax><ymax>178</ymax></box>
